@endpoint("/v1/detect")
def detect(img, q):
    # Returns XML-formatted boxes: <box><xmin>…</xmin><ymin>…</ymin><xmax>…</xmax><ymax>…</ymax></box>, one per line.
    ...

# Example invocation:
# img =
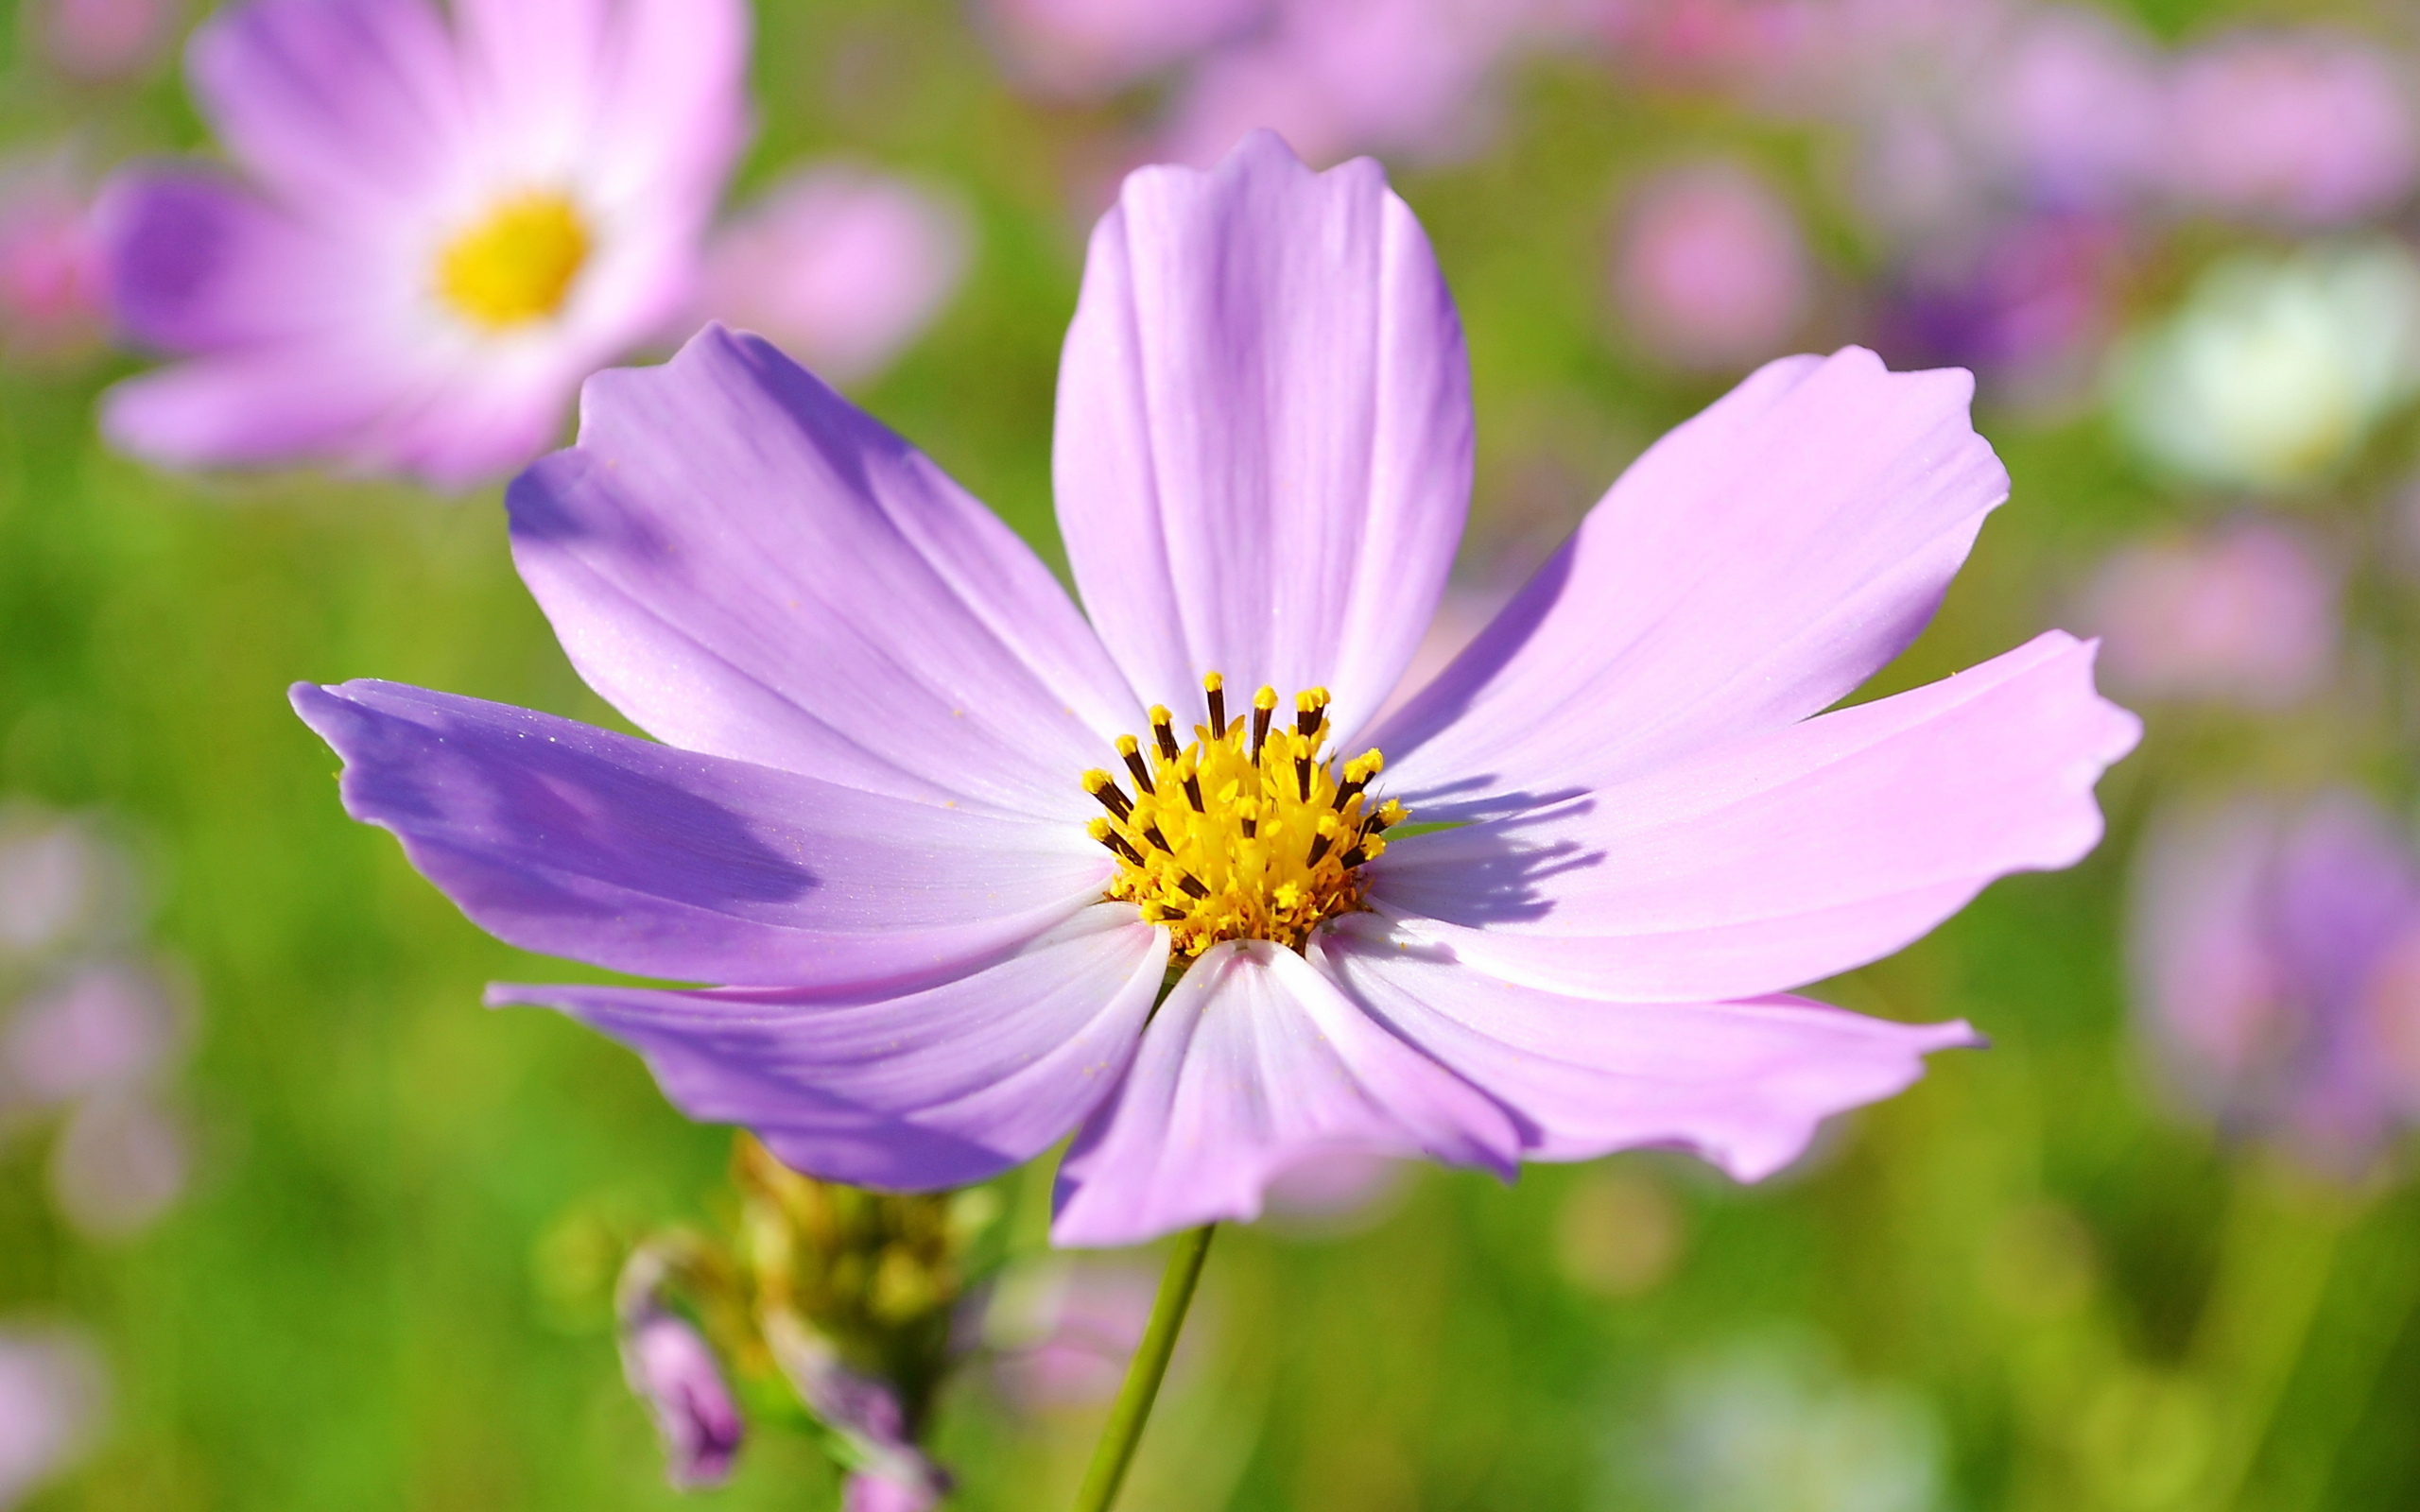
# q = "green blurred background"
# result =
<box><xmin>4</xmin><ymin>0</ymin><xmax>2418</xmax><ymax>1508</ymax></box>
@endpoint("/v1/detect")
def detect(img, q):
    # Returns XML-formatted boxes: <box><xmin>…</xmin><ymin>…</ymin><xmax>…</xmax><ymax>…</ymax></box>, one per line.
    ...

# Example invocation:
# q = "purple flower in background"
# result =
<box><xmin>688</xmin><ymin>164</ymin><xmax>971</xmax><ymax>388</ymax></box>
<box><xmin>986</xmin><ymin>1256</ymin><xmax>1173</xmax><ymax>1410</ymax></box>
<box><xmin>2083</xmin><ymin>522</ymin><xmax>2336</xmax><ymax>710</ymax></box>
<box><xmin>975</xmin><ymin>0</ymin><xmax>1269</xmax><ymax>101</ymax></box>
<box><xmin>1969</xmin><ymin>5</ymin><xmax>2163</xmax><ymax>214</ymax></box>
<box><xmin>614</xmin><ymin>1252</ymin><xmax>745</xmax><ymax>1489</ymax></box>
<box><xmin>2132</xmin><ymin>792</ymin><xmax>2420</xmax><ymax>1175</ymax></box>
<box><xmin>295</xmin><ymin>133</ymin><xmax>2136</xmax><ymax>1248</ymax></box>
<box><xmin>0</xmin><ymin>959</ymin><xmax>181</xmax><ymax>1115</ymax></box>
<box><xmin>1615</xmin><ymin>161</ymin><xmax>1811</xmax><ymax>371</ymax></box>
<box><xmin>2163</xmin><ymin>29</ymin><xmax>2418</xmax><ymax>229</ymax></box>
<box><xmin>0</xmin><ymin>1326</ymin><xmax>104</xmax><ymax>1506</ymax></box>
<box><xmin>95</xmin><ymin>0</ymin><xmax>748</xmax><ymax>490</ymax></box>
<box><xmin>0</xmin><ymin>155</ymin><xmax>106</xmax><ymax>367</ymax></box>
<box><xmin>1878</xmin><ymin>214</ymin><xmax>2123</xmax><ymax>407</ymax></box>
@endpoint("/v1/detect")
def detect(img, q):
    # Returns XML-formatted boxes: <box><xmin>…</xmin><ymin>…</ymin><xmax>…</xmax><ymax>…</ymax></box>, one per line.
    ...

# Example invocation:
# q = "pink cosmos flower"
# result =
<box><xmin>94</xmin><ymin>0</ymin><xmax>747</xmax><ymax>490</ymax></box>
<box><xmin>1615</xmin><ymin>161</ymin><xmax>1812</xmax><ymax>371</ymax></box>
<box><xmin>975</xmin><ymin>0</ymin><xmax>1270</xmax><ymax>101</ymax></box>
<box><xmin>292</xmin><ymin>134</ymin><xmax>2137</xmax><ymax>1248</ymax></box>
<box><xmin>0</xmin><ymin>1326</ymin><xmax>104</xmax><ymax>1506</ymax></box>
<box><xmin>0</xmin><ymin>154</ymin><xmax>107</xmax><ymax>367</ymax></box>
<box><xmin>687</xmin><ymin>164</ymin><xmax>971</xmax><ymax>388</ymax></box>
<box><xmin>2164</xmin><ymin>29</ymin><xmax>2418</xmax><ymax>229</ymax></box>
<box><xmin>34</xmin><ymin>0</ymin><xmax>182</xmax><ymax>80</ymax></box>
<box><xmin>2132</xmin><ymin>792</ymin><xmax>2420</xmax><ymax>1175</ymax></box>
<box><xmin>2083</xmin><ymin>522</ymin><xmax>2336</xmax><ymax>710</ymax></box>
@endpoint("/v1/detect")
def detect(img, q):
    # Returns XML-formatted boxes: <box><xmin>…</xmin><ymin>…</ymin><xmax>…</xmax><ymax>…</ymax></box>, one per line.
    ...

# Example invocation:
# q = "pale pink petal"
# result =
<box><xmin>1373</xmin><ymin>348</ymin><xmax>2011</xmax><ymax>815</ymax></box>
<box><xmin>1054</xmin><ymin>131</ymin><xmax>1471</xmax><ymax>745</ymax></box>
<box><xmin>1369</xmin><ymin>632</ymin><xmax>2139</xmax><ymax>1002</ymax></box>
<box><xmin>510</xmin><ymin>327</ymin><xmax>1142</xmax><ymax>820</ymax></box>
<box><xmin>1050</xmin><ymin>938</ymin><xmax>1519</xmax><ymax>1246</ymax></box>
<box><xmin>1316</xmin><ymin>915</ymin><xmax>1978</xmax><ymax>1179</ymax></box>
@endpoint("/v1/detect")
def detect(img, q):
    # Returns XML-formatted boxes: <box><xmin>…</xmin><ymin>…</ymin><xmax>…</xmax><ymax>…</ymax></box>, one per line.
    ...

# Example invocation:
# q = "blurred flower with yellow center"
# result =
<box><xmin>435</xmin><ymin>193</ymin><xmax>590</xmax><ymax>331</ymax></box>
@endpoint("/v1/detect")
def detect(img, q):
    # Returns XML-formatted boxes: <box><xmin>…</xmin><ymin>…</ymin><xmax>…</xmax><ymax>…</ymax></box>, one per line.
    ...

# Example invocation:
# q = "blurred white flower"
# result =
<box><xmin>2109</xmin><ymin>241</ymin><xmax>2420</xmax><ymax>492</ymax></box>
<box><xmin>1613</xmin><ymin>1333</ymin><xmax>1949</xmax><ymax>1512</ymax></box>
<box><xmin>0</xmin><ymin>1324</ymin><xmax>104</xmax><ymax>1507</ymax></box>
<box><xmin>689</xmin><ymin>164</ymin><xmax>971</xmax><ymax>388</ymax></box>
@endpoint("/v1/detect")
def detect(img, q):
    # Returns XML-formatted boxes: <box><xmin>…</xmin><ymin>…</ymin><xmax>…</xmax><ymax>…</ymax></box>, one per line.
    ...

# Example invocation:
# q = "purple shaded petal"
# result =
<box><xmin>93</xmin><ymin>166</ymin><xmax>341</xmax><ymax>352</ymax></box>
<box><xmin>1051</xmin><ymin>938</ymin><xmax>1518</xmax><ymax>1247</ymax></box>
<box><xmin>290</xmin><ymin>679</ymin><xmax>1101</xmax><ymax>990</ymax></box>
<box><xmin>510</xmin><ymin>327</ymin><xmax>1141</xmax><ymax>820</ymax></box>
<box><xmin>1370</xmin><ymin>632</ymin><xmax>2139</xmax><ymax>1003</ymax></box>
<box><xmin>493</xmin><ymin>905</ymin><xmax>1165</xmax><ymax>1190</ymax></box>
<box><xmin>1316</xmin><ymin>916</ymin><xmax>1978</xmax><ymax>1180</ymax></box>
<box><xmin>619</xmin><ymin>1309</ymin><xmax>744</xmax><ymax>1489</ymax></box>
<box><xmin>1373</xmin><ymin>348</ymin><xmax>2010</xmax><ymax>814</ymax></box>
<box><xmin>1054</xmin><ymin>130</ymin><xmax>1471</xmax><ymax>743</ymax></box>
<box><xmin>185</xmin><ymin>0</ymin><xmax>472</xmax><ymax>214</ymax></box>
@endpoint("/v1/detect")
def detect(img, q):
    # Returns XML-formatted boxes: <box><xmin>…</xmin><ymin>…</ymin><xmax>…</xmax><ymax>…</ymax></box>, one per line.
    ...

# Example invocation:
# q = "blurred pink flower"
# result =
<box><xmin>843</xmin><ymin>1469</ymin><xmax>943</xmax><ymax>1512</ymax></box>
<box><xmin>35</xmin><ymin>0</ymin><xmax>181</xmax><ymax>79</ymax></box>
<box><xmin>986</xmin><ymin>1257</ymin><xmax>1164</xmax><ymax>1411</ymax></box>
<box><xmin>2165</xmin><ymin>29</ymin><xmax>2418</xmax><ymax>228</ymax></box>
<box><xmin>1160</xmin><ymin>0</ymin><xmax>1545</xmax><ymax>167</ymax></box>
<box><xmin>976</xmin><ymin>0</ymin><xmax>1269</xmax><ymax>100</ymax></box>
<box><xmin>47</xmin><ymin>1091</ymin><xmax>189</xmax><ymax>1239</ymax></box>
<box><xmin>1616</xmin><ymin>162</ymin><xmax>1810</xmax><ymax>370</ymax></box>
<box><xmin>2132</xmin><ymin>791</ymin><xmax>2420</xmax><ymax>1176</ymax></box>
<box><xmin>0</xmin><ymin>1326</ymin><xmax>104</xmax><ymax>1506</ymax></box>
<box><xmin>1</xmin><ymin>960</ymin><xmax>181</xmax><ymax>1116</ymax></box>
<box><xmin>690</xmin><ymin>164</ymin><xmax>971</xmax><ymax>387</ymax></box>
<box><xmin>1972</xmin><ymin>6</ymin><xmax>2163</xmax><ymax>213</ymax></box>
<box><xmin>1261</xmin><ymin>1148</ymin><xmax>1408</xmax><ymax>1233</ymax></box>
<box><xmin>2082</xmin><ymin>523</ymin><xmax>2336</xmax><ymax>709</ymax></box>
<box><xmin>0</xmin><ymin>156</ymin><xmax>106</xmax><ymax>366</ymax></box>
<box><xmin>0</xmin><ymin>810</ymin><xmax>126</xmax><ymax>962</ymax></box>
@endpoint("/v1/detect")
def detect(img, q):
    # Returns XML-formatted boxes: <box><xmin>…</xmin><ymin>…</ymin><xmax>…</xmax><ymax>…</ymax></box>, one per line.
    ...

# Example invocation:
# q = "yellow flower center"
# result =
<box><xmin>434</xmin><ymin>192</ymin><xmax>590</xmax><ymax>331</ymax></box>
<box><xmin>1083</xmin><ymin>675</ymin><xmax>1405</xmax><ymax>959</ymax></box>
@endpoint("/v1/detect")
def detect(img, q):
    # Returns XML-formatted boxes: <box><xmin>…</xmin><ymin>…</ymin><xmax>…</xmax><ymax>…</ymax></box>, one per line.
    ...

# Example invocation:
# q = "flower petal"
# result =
<box><xmin>291</xmin><ymin>679</ymin><xmax>1102</xmax><ymax>990</ymax></box>
<box><xmin>94</xmin><ymin>167</ymin><xmax>342</xmax><ymax>352</ymax></box>
<box><xmin>493</xmin><ymin>905</ymin><xmax>1166</xmax><ymax>1190</ymax></box>
<box><xmin>1050</xmin><ymin>937</ymin><xmax>1518</xmax><ymax>1247</ymax></box>
<box><xmin>1368</xmin><ymin>631</ymin><xmax>2140</xmax><ymax>1002</ymax></box>
<box><xmin>99</xmin><ymin>343</ymin><xmax>424</xmax><ymax>474</ymax></box>
<box><xmin>510</xmin><ymin>326</ymin><xmax>1142</xmax><ymax>820</ymax></box>
<box><xmin>1374</xmin><ymin>348</ymin><xmax>2012</xmax><ymax>815</ymax></box>
<box><xmin>1054</xmin><ymin>129</ymin><xmax>1472</xmax><ymax>743</ymax></box>
<box><xmin>186</xmin><ymin>0</ymin><xmax>473</xmax><ymax>214</ymax></box>
<box><xmin>1315</xmin><ymin>916</ymin><xmax>1978</xmax><ymax>1180</ymax></box>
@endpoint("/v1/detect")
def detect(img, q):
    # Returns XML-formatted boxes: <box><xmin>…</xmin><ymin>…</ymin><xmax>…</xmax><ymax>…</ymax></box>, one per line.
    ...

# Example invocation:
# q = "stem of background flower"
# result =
<box><xmin>1068</xmin><ymin>1223</ymin><xmax>1218</xmax><ymax>1512</ymax></box>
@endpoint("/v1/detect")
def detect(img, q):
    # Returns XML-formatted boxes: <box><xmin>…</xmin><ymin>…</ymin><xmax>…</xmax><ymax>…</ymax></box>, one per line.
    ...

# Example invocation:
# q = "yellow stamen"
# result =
<box><xmin>434</xmin><ymin>191</ymin><xmax>590</xmax><ymax>331</ymax></box>
<box><xmin>1084</xmin><ymin>675</ymin><xmax>1400</xmax><ymax>958</ymax></box>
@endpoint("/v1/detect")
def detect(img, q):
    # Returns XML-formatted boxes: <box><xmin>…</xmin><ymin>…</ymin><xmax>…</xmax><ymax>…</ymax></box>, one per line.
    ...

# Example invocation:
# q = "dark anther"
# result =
<box><xmin>1331</xmin><ymin>775</ymin><xmax>1367</xmax><ymax>812</ymax></box>
<box><xmin>1365</xmin><ymin>809</ymin><xmax>1395</xmax><ymax>833</ymax></box>
<box><xmin>1241</xmin><ymin>817</ymin><xmax>1258</xmax><ymax>839</ymax></box>
<box><xmin>1295</xmin><ymin>701</ymin><xmax>1325</xmax><ymax>739</ymax></box>
<box><xmin>1296</xmin><ymin>756</ymin><xmax>1313</xmax><ymax>801</ymax></box>
<box><xmin>1182</xmin><ymin>773</ymin><xmax>1205</xmax><ymax>813</ymax></box>
<box><xmin>1177</xmin><ymin>872</ymin><xmax>1210</xmax><ymax>900</ymax></box>
<box><xmin>1121</xmin><ymin>744</ymin><xmax>1156</xmax><ymax>795</ymax></box>
<box><xmin>1088</xmin><ymin>779</ymin><xmax>1133</xmax><ymax>821</ymax></box>
<box><xmin>1251</xmin><ymin>697</ymin><xmax>1274</xmax><ymax>762</ymax></box>
<box><xmin>1152</xmin><ymin>710</ymin><xmax>1181</xmax><ymax>763</ymax></box>
<box><xmin>1098</xmin><ymin>830</ymin><xmax>1145</xmax><ymax>866</ymax></box>
<box><xmin>1306</xmin><ymin>833</ymin><xmax>1335</xmax><ymax>867</ymax></box>
<box><xmin>1143</xmin><ymin>824</ymin><xmax>1175</xmax><ymax>854</ymax></box>
<box><xmin>1206</xmin><ymin>680</ymin><xmax>1226</xmax><ymax>736</ymax></box>
<box><xmin>1337</xmin><ymin>846</ymin><xmax>1368</xmax><ymax>869</ymax></box>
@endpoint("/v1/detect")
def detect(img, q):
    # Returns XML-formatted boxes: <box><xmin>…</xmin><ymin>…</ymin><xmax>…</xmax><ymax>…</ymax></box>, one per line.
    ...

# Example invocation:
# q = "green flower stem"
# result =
<box><xmin>1070</xmin><ymin>1223</ymin><xmax>1218</xmax><ymax>1512</ymax></box>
